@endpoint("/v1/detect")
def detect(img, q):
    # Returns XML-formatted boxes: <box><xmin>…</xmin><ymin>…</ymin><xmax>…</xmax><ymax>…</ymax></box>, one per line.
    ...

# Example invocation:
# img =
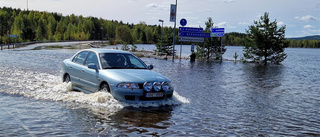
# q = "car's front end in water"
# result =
<box><xmin>61</xmin><ymin>49</ymin><xmax>174</xmax><ymax>103</ymax></box>
<box><xmin>101</xmin><ymin>69</ymin><xmax>174</xmax><ymax>103</ymax></box>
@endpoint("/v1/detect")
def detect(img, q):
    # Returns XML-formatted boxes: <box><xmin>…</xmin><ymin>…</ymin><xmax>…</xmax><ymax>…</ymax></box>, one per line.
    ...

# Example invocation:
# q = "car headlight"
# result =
<box><xmin>143</xmin><ymin>82</ymin><xmax>153</xmax><ymax>92</ymax></box>
<box><xmin>117</xmin><ymin>83</ymin><xmax>139</xmax><ymax>89</ymax></box>
<box><xmin>153</xmin><ymin>82</ymin><xmax>161</xmax><ymax>92</ymax></box>
<box><xmin>162</xmin><ymin>81</ymin><xmax>172</xmax><ymax>91</ymax></box>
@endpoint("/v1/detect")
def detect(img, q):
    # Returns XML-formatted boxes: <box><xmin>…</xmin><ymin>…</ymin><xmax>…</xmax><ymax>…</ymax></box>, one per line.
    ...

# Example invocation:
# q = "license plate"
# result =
<box><xmin>145</xmin><ymin>92</ymin><xmax>164</xmax><ymax>98</ymax></box>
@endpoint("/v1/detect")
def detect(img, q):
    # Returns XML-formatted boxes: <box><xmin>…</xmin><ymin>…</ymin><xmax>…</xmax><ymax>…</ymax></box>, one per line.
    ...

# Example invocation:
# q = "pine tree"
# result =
<box><xmin>244</xmin><ymin>12</ymin><xmax>288</xmax><ymax>65</ymax></box>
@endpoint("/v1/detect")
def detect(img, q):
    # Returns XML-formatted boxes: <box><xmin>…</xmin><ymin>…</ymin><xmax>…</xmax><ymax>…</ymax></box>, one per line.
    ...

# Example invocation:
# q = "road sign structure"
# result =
<box><xmin>211</xmin><ymin>28</ymin><xmax>225</xmax><ymax>37</ymax></box>
<box><xmin>180</xmin><ymin>18</ymin><xmax>187</xmax><ymax>26</ymax></box>
<box><xmin>170</xmin><ymin>4</ymin><xmax>176</xmax><ymax>22</ymax></box>
<box><xmin>179</xmin><ymin>37</ymin><xmax>204</xmax><ymax>42</ymax></box>
<box><xmin>8</xmin><ymin>34</ymin><xmax>18</xmax><ymax>38</ymax></box>
<box><xmin>179</xmin><ymin>32</ymin><xmax>210</xmax><ymax>38</ymax></box>
<box><xmin>179</xmin><ymin>27</ymin><xmax>203</xmax><ymax>33</ymax></box>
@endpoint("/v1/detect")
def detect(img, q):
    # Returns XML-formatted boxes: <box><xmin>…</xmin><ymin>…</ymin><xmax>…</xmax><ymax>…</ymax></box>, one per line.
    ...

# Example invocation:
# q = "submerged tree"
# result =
<box><xmin>244</xmin><ymin>12</ymin><xmax>288</xmax><ymax>65</ymax></box>
<box><xmin>196</xmin><ymin>17</ymin><xmax>225</xmax><ymax>60</ymax></box>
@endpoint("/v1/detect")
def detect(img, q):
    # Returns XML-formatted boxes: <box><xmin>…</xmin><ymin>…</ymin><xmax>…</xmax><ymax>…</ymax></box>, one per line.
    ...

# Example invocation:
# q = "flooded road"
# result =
<box><xmin>0</xmin><ymin>44</ymin><xmax>319</xmax><ymax>136</ymax></box>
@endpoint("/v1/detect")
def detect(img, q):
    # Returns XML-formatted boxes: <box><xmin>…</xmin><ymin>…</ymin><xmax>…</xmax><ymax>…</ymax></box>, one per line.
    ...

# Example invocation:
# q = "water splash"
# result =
<box><xmin>0</xmin><ymin>67</ymin><xmax>189</xmax><ymax>111</ymax></box>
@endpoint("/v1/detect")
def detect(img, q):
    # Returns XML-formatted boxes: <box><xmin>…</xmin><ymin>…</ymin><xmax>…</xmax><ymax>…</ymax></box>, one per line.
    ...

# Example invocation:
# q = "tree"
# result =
<box><xmin>0</xmin><ymin>10</ymin><xmax>9</xmax><ymax>43</ymax></box>
<box><xmin>196</xmin><ymin>17</ymin><xmax>225</xmax><ymax>60</ymax></box>
<box><xmin>116</xmin><ymin>25</ymin><xmax>132</xmax><ymax>43</ymax></box>
<box><xmin>244</xmin><ymin>12</ymin><xmax>288</xmax><ymax>65</ymax></box>
<box><xmin>53</xmin><ymin>21</ymin><xmax>64</xmax><ymax>41</ymax></box>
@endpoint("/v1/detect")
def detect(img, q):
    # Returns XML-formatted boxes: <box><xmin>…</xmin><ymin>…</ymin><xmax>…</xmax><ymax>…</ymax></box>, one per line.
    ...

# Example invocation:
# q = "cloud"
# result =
<box><xmin>129</xmin><ymin>0</ymin><xmax>138</xmax><ymax>3</ymax></box>
<box><xmin>238</xmin><ymin>22</ymin><xmax>250</xmax><ymax>25</ymax></box>
<box><xmin>216</xmin><ymin>22</ymin><xmax>227</xmax><ymax>27</ymax></box>
<box><xmin>145</xmin><ymin>3</ymin><xmax>167</xmax><ymax>11</ymax></box>
<box><xmin>0</xmin><ymin>1</ymin><xmax>10</xmax><ymax>6</ymax></box>
<box><xmin>216</xmin><ymin>22</ymin><xmax>236</xmax><ymax>28</ymax></box>
<box><xmin>277</xmin><ymin>21</ymin><xmax>285</xmax><ymax>26</ymax></box>
<box><xmin>303</xmin><ymin>25</ymin><xmax>314</xmax><ymax>29</ymax></box>
<box><xmin>295</xmin><ymin>15</ymin><xmax>319</xmax><ymax>22</ymax></box>
<box><xmin>146</xmin><ymin>3</ymin><xmax>158</xmax><ymax>9</ymax></box>
<box><xmin>220</xmin><ymin>0</ymin><xmax>235</xmax><ymax>3</ymax></box>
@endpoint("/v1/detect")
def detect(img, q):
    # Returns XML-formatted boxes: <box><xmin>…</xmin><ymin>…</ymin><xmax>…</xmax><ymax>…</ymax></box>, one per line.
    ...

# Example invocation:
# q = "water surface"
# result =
<box><xmin>0</xmin><ymin>45</ymin><xmax>319</xmax><ymax>136</ymax></box>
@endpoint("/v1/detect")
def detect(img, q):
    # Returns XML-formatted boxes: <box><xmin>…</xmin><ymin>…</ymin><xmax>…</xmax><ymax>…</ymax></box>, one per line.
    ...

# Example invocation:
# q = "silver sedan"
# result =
<box><xmin>60</xmin><ymin>49</ymin><xmax>174</xmax><ymax>103</ymax></box>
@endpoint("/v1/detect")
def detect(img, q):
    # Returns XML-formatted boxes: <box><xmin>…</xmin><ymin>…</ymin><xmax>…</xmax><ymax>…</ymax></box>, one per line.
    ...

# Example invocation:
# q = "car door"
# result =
<box><xmin>69</xmin><ymin>51</ymin><xmax>89</xmax><ymax>88</ymax></box>
<box><xmin>81</xmin><ymin>51</ymin><xmax>101</xmax><ymax>92</ymax></box>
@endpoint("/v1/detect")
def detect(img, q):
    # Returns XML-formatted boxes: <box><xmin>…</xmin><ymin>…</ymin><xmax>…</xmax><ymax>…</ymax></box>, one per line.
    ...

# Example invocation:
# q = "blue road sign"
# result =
<box><xmin>179</xmin><ymin>32</ymin><xmax>210</xmax><ymax>38</ymax></box>
<box><xmin>180</xmin><ymin>18</ymin><xmax>187</xmax><ymax>26</ymax></box>
<box><xmin>8</xmin><ymin>34</ymin><xmax>18</xmax><ymax>38</ymax></box>
<box><xmin>211</xmin><ymin>28</ymin><xmax>225</xmax><ymax>37</ymax></box>
<box><xmin>211</xmin><ymin>28</ymin><xmax>225</xmax><ymax>32</ymax></box>
<box><xmin>210</xmin><ymin>32</ymin><xmax>224</xmax><ymax>37</ymax></box>
<box><xmin>179</xmin><ymin>27</ymin><xmax>203</xmax><ymax>32</ymax></box>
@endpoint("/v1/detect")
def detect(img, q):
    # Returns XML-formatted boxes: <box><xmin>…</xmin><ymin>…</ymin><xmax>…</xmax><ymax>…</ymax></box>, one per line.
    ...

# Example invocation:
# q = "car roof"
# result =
<box><xmin>83</xmin><ymin>49</ymin><xmax>131</xmax><ymax>54</ymax></box>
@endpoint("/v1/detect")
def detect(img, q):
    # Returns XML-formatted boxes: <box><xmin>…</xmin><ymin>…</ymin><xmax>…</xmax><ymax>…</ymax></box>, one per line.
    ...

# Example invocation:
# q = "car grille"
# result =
<box><xmin>139</xmin><ymin>96</ymin><xmax>165</xmax><ymax>101</ymax></box>
<box><xmin>138</xmin><ymin>83</ymin><xmax>144</xmax><ymax>89</ymax></box>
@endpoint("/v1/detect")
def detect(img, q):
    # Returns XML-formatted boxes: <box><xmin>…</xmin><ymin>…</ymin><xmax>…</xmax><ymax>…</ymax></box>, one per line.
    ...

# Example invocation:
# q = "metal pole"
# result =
<box><xmin>180</xmin><ymin>42</ymin><xmax>182</xmax><ymax>60</ymax></box>
<box><xmin>159</xmin><ymin>19</ymin><xmax>164</xmax><ymax>55</ymax></box>
<box><xmin>93</xmin><ymin>31</ymin><xmax>95</xmax><ymax>44</ymax></box>
<box><xmin>100</xmin><ymin>27</ymin><xmax>103</xmax><ymax>44</ymax></box>
<box><xmin>172</xmin><ymin>0</ymin><xmax>177</xmax><ymax>62</ymax></box>
<box><xmin>220</xmin><ymin>37</ymin><xmax>223</xmax><ymax>63</ymax></box>
<box><xmin>161</xmin><ymin>21</ymin><xmax>163</xmax><ymax>55</ymax></box>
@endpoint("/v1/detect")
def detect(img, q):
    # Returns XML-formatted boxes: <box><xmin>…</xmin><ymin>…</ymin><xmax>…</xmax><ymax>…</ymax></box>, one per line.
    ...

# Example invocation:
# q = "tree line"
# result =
<box><xmin>0</xmin><ymin>7</ymin><xmax>170</xmax><ymax>44</ymax></box>
<box><xmin>1</xmin><ymin>7</ymin><xmax>319</xmax><ymax>50</ymax></box>
<box><xmin>223</xmin><ymin>32</ymin><xmax>320</xmax><ymax>48</ymax></box>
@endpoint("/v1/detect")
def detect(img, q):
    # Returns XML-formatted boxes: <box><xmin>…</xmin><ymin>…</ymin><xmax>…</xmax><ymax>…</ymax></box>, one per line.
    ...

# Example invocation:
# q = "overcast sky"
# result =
<box><xmin>1</xmin><ymin>0</ymin><xmax>319</xmax><ymax>37</ymax></box>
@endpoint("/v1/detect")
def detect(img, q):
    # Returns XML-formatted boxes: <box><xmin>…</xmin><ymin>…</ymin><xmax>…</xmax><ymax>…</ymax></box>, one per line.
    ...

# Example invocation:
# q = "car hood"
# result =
<box><xmin>100</xmin><ymin>69</ymin><xmax>169</xmax><ymax>83</ymax></box>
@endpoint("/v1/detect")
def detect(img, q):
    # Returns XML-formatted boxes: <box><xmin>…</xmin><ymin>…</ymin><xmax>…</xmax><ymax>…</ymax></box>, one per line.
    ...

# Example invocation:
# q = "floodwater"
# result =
<box><xmin>0</xmin><ymin>44</ymin><xmax>319</xmax><ymax>136</ymax></box>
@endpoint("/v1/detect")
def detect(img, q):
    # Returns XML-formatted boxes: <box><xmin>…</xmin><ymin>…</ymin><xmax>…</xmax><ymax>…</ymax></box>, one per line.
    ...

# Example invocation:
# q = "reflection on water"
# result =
<box><xmin>0</xmin><ymin>46</ymin><xmax>320</xmax><ymax>136</ymax></box>
<box><xmin>242</xmin><ymin>64</ymin><xmax>284</xmax><ymax>92</ymax></box>
<box><xmin>63</xmin><ymin>102</ymin><xmax>174</xmax><ymax>136</ymax></box>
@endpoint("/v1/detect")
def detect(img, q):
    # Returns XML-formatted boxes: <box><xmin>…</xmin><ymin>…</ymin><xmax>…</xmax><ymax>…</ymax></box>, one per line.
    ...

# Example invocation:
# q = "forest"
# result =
<box><xmin>1</xmin><ymin>7</ymin><xmax>319</xmax><ymax>49</ymax></box>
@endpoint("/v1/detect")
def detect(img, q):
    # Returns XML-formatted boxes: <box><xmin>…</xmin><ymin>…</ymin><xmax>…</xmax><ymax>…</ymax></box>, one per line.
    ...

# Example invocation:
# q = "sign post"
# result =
<box><xmin>170</xmin><ymin>1</ymin><xmax>177</xmax><ymax>62</ymax></box>
<box><xmin>179</xmin><ymin>19</ymin><xmax>187</xmax><ymax>60</ymax></box>
<box><xmin>7</xmin><ymin>30</ymin><xmax>9</xmax><ymax>49</ymax></box>
<box><xmin>191</xmin><ymin>44</ymin><xmax>195</xmax><ymax>52</ymax></box>
<box><xmin>178</xmin><ymin>26</ymin><xmax>208</xmax><ymax>62</ymax></box>
<box><xmin>211</xmin><ymin>28</ymin><xmax>225</xmax><ymax>62</ymax></box>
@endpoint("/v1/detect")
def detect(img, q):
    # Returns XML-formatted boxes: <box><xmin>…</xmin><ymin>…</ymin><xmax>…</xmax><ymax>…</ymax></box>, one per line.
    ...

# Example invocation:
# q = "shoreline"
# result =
<box><xmin>4</xmin><ymin>41</ymin><xmax>245</xmax><ymax>62</ymax></box>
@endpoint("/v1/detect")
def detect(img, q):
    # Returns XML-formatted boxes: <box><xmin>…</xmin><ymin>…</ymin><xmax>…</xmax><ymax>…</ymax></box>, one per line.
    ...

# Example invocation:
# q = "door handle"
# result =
<box><xmin>82</xmin><ymin>69</ymin><xmax>85</xmax><ymax>72</ymax></box>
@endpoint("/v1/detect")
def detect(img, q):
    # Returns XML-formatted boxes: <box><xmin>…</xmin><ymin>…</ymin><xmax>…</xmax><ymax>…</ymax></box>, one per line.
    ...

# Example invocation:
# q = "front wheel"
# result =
<box><xmin>64</xmin><ymin>74</ymin><xmax>71</xmax><ymax>83</ymax></box>
<box><xmin>100</xmin><ymin>83</ymin><xmax>110</xmax><ymax>93</ymax></box>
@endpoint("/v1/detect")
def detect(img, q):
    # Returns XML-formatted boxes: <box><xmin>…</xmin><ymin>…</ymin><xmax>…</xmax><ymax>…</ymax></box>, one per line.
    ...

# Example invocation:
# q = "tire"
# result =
<box><xmin>100</xmin><ymin>83</ymin><xmax>110</xmax><ymax>93</ymax></box>
<box><xmin>64</xmin><ymin>74</ymin><xmax>71</xmax><ymax>83</ymax></box>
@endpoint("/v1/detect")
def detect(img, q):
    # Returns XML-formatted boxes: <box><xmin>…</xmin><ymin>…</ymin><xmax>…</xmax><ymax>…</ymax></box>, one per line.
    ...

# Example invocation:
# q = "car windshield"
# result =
<box><xmin>99</xmin><ymin>53</ymin><xmax>147</xmax><ymax>69</ymax></box>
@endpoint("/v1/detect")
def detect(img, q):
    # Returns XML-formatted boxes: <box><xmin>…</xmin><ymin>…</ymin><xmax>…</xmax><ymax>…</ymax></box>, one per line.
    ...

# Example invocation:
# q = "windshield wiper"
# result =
<box><xmin>104</xmin><ymin>67</ymin><xmax>124</xmax><ymax>69</ymax></box>
<box><xmin>104</xmin><ymin>66</ymin><xmax>146</xmax><ymax>69</ymax></box>
<box><xmin>127</xmin><ymin>67</ymin><xmax>146</xmax><ymax>69</ymax></box>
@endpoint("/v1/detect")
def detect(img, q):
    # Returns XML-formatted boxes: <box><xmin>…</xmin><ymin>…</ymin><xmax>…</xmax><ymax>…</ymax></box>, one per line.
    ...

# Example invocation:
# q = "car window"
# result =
<box><xmin>127</xmin><ymin>55</ymin><xmax>146</xmax><ymax>68</ymax></box>
<box><xmin>74</xmin><ymin>51</ymin><xmax>88</xmax><ymax>65</ymax></box>
<box><xmin>100</xmin><ymin>53</ymin><xmax>147</xmax><ymax>69</ymax></box>
<box><xmin>85</xmin><ymin>52</ymin><xmax>100</xmax><ymax>69</ymax></box>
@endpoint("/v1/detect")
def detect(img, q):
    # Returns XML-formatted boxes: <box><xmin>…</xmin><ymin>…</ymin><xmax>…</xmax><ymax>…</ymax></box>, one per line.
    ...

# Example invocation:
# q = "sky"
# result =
<box><xmin>1</xmin><ymin>0</ymin><xmax>319</xmax><ymax>38</ymax></box>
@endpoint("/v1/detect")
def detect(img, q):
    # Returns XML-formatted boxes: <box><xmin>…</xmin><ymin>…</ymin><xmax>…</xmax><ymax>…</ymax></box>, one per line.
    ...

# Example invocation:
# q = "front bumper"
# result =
<box><xmin>111</xmin><ymin>88</ymin><xmax>174</xmax><ymax>103</ymax></box>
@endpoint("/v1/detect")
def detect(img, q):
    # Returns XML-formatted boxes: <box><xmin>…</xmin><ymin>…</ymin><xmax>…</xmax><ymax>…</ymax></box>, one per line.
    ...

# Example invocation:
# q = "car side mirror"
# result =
<box><xmin>88</xmin><ymin>64</ymin><xmax>99</xmax><ymax>72</ymax></box>
<box><xmin>147</xmin><ymin>65</ymin><xmax>154</xmax><ymax>70</ymax></box>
